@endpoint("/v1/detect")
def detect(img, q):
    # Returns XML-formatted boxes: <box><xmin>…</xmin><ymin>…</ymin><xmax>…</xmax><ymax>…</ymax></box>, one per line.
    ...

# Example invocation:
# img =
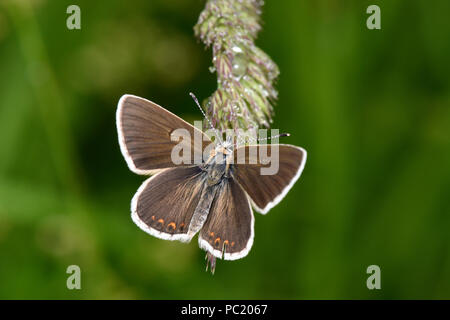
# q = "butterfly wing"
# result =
<box><xmin>117</xmin><ymin>94</ymin><xmax>211</xmax><ymax>174</ymax></box>
<box><xmin>132</xmin><ymin>166</ymin><xmax>206</xmax><ymax>242</ymax></box>
<box><xmin>198</xmin><ymin>178</ymin><xmax>254</xmax><ymax>260</ymax></box>
<box><xmin>232</xmin><ymin>144</ymin><xmax>306</xmax><ymax>214</ymax></box>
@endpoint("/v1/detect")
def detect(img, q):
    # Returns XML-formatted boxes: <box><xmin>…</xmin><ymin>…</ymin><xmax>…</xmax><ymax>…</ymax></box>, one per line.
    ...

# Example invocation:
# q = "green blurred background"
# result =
<box><xmin>0</xmin><ymin>0</ymin><xmax>449</xmax><ymax>299</ymax></box>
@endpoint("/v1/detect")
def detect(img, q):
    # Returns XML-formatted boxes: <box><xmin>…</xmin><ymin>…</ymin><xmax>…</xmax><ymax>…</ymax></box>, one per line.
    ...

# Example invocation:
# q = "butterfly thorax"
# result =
<box><xmin>203</xmin><ymin>144</ymin><xmax>233</xmax><ymax>186</ymax></box>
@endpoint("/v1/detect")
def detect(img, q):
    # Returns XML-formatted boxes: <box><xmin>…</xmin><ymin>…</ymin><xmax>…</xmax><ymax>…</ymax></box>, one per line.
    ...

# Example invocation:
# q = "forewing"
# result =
<box><xmin>198</xmin><ymin>178</ymin><xmax>254</xmax><ymax>260</ymax></box>
<box><xmin>233</xmin><ymin>144</ymin><xmax>306</xmax><ymax>214</ymax></box>
<box><xmin>117</xmin><ymin>94</ymin><xmax>211</xmax><ymax>174</ymax></box>
<box><xmin>132</xmin><ymin>166</ymin><xmax>206</xmax><ymax>242</ymax></box>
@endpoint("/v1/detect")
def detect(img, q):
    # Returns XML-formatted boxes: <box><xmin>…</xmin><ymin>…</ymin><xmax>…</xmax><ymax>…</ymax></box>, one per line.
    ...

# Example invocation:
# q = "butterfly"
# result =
<box><xmin>116</xmin><ymin>94</ymin><xmax>306</xmax><ymax>261</ymax></box>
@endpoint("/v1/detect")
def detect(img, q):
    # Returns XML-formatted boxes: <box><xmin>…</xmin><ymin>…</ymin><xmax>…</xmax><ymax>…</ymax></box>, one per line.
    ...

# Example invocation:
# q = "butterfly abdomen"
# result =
<box><xmin>187</xmin><ymin>184</ymin><xmax>218</xmax><ymax>239</ymax></box>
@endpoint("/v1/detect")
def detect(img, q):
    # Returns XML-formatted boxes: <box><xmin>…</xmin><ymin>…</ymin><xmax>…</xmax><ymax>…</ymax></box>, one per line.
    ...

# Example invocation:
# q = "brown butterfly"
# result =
<box><xmin>116</xmin><ymin>94</ymin><xmax>306</xmax><ymax>261</ymax></box>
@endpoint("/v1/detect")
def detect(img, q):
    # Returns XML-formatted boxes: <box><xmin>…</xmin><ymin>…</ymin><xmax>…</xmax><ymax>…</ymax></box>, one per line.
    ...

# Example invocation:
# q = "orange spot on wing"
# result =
<box><xmin>151</xmin><ymin>216</ymin><xmax>155</xmax><ymax>221</ymax></box>
<box><xmin>214</xmin><ymin>237</ymin><xmax>221</xmax><ymax>247</ymax></box>
<box><xmin>231</xmin><ymin>241</ymin><xmax>235</xmax><ymax>247</ymax></box>
<box><xmin>167</xmin><ymin>222</ymin><xmax>176</xmax><ymax>231</ymax></box>
<box><xmin>209</xmin><ymin>232</ymin><xmax>214</xmax><ymax>238</ymax></box>
<box><xmin>179</xmin><ymin>222</ymin><xmax>185</xmax><ymax>230</ymax></box>
<box><xmin>157</xmin><ymin>218</ymin><xmax>164</xmax><ymax>225</ymax></box>
<box><xmin>223</xmin><ymin>240</ymin><xmax>229</xmax><ymax>251</ymax></box>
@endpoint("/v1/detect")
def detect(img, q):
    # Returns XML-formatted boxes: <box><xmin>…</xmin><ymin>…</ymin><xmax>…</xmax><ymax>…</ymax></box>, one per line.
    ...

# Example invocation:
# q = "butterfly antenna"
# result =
<box><xmin>256</xmin><ymin>132</ymin><xmax>290</xmax><ymax>143</ymax></box>
<box><xmin>242</xmin><ymin>132</ymin><xmax>290</xmax><ymax>145</ymax></box>
<box><xmin>189</xmin><ymin>92</ymin><xmax>223</xmax><ymax>144</ymax></box>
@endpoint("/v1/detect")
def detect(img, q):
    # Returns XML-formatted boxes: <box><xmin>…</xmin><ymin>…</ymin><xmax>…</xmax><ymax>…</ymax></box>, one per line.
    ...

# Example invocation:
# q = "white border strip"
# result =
<box><xmin>116</xmin><ymin>94</ymin><xmax>157</xmax><ymax>175</ymax></box>
<box><xmin>131</xmin><ymin>173</ymin><xmax>192</xmax><ymax>243</ymax></box>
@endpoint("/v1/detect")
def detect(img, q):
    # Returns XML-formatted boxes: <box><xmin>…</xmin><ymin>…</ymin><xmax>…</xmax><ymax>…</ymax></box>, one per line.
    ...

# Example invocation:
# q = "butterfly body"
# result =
<box><xmin>117</xmin><ymin>94</ymin><xmax>307</xmax><ymax>261</ymax></box>
<box><xmin>189</xmin><ymin>143</ymin><xmax>235</xmax><ymax>237</ymax></box>
<box><xmin>186</xmin><ymin>178</ymin><xmax>217</xmax><ymax>238</ymax></box>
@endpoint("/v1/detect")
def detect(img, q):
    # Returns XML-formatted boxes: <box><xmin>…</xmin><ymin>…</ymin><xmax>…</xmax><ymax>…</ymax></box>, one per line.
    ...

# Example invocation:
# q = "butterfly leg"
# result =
<box><xmin>205</xmin><ymin>252</ymin><xmax>217</xmax><ymax>274</ymax></box>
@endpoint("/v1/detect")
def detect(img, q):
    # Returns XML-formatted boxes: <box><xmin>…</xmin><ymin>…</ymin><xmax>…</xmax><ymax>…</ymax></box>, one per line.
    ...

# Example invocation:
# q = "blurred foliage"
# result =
<box><xmin>0</xmin><ymin>0</ymin><xmax>449</xmax><ymax>299</ymax></box>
